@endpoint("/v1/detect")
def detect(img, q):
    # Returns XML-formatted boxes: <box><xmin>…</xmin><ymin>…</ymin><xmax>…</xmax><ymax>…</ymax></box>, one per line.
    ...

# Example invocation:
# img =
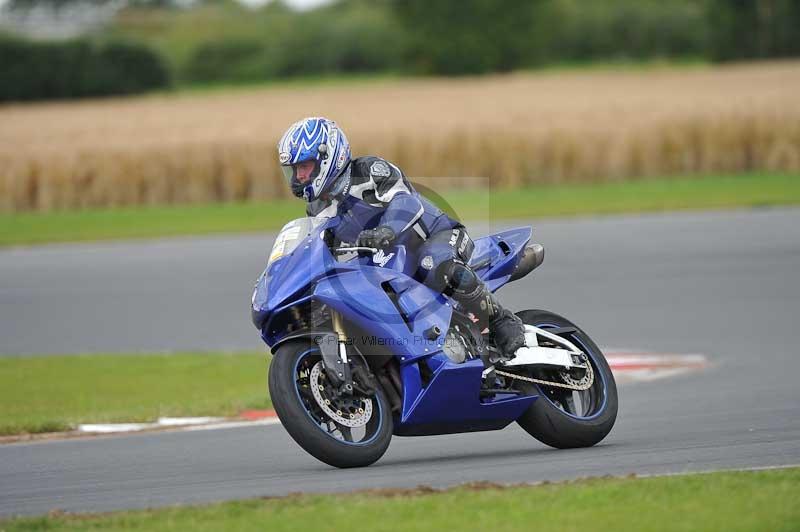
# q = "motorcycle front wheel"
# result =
<box><xmin>514</xmin><ymin>309</ymin><xmax>618</xmax><ymax>448</ymax></box>
<box><xmin>268</xmin><ymin>339</ymin><xmax>393</xmax><ymax>468</ymax></box>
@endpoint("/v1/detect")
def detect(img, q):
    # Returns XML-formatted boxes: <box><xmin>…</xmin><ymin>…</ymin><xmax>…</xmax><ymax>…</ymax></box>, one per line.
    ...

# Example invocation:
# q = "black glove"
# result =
<box><xmin>356</xmin><ymin>226</ymin><xmax>396</xmax><ymax>249</ymax></box>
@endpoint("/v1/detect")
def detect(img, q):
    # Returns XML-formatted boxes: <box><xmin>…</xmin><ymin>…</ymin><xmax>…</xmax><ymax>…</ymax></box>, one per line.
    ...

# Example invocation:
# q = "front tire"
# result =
<box><xmin>268</xmin><ymin>339</ymin><xmax>393</xmax><ymax>468</ymax></box>
<box><xmin>514</xmin><ymin>310</ymin><xmax>618</xmax><ymax>449</ymax></box>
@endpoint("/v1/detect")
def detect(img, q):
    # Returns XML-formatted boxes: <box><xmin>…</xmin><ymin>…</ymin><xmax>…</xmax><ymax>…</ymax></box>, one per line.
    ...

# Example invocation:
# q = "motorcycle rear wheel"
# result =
<box><xmin>514</xmin><ymin>310</ymin><xmax>618</xmax><ymax>448</ymax></box>
<box><xmin>268</xmin><ymin>339</ymin><xmax>393</xmax><ymax>468</ymax></box>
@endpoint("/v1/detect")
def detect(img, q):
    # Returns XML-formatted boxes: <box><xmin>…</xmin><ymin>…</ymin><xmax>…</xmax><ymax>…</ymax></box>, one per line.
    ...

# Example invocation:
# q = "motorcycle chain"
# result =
<box><xmin>494</xmin><ymin>361</ymin><xmax>594</xmax><ymax>391</ymax></box>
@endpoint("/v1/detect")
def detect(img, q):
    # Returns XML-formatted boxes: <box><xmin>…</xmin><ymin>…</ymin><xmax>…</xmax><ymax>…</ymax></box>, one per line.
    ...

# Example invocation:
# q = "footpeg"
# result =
<box><xmin>486</xmin><ymin>346</ymin><xmax>515</xmax><ymax>365</ymax></box>
<box><xmin>480</xmin><ymin>364</ymin><xmax>498</xmax><ymax>388</ymax></box>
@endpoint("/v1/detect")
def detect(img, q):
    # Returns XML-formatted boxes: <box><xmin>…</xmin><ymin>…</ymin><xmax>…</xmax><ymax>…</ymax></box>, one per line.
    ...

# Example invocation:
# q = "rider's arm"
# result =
<box><xmin>379</xmin><ymin>192</ymin><xmax>424</xmax><ymax>237</ymax></box>
<box><xmin>370</xmin><ymin>159</ymin><xmax>424</xmax><ymax>237</ymax></box>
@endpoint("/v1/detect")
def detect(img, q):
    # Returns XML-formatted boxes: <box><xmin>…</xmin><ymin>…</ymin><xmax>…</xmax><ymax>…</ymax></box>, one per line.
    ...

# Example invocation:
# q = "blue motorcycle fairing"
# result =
<box><xmin>311</xmin><ymin>268</ymin><xmax>452</xmax><ymax>359</ymax></box>
<box><xmin>257</xmin><ymin>242</ymin><xmax>450</xmax><ymax>351</ymax></box>
<box><xmin>395</xmin><ymin>355</ymin><xmax>536</xmax><ymax>436</ymax></box>
<box><xmin>260</xmin><ymin>270</ymin><xmax>451</xmax><ymax>355</ymax></box>
<box><xmin>251</xmin><ymin>233</ymin><xmax>336</xmax><ymax>331</ymax></box>
<box><xmin>253</xmin><ymin>221</ymin><xmax>533</xmax><ymax>331</ymax></box>
<box><xmin>353</xmin><ymin>243</ymin><xmax>416</xmax><ymax>278</ymax></box>
<box><xmin>469</xmin><ymin>226</ymin><xmax>532</xmax><ymax>292</ymax></box>
<box><xmin>350</xmin><ymin>225</ymin><xmax>533</xmax><ymax>292</ymax></box>
<box><xmin>254</xmin><ymin>216</ymin><xmax>540</xmax><ymax>436</ymax></box>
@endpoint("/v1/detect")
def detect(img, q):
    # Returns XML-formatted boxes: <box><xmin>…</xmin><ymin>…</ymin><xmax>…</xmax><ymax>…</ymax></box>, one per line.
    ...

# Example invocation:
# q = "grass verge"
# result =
<box><xmin>2</xmin><ymin>469</ymin><xmax>799</xmax><ymax>530</ymax></box>
<box><xmin>0</xmin><ymin>352</ymin><xmax>270</xmax><ymax>436</ymax></box>
<box><xmin>1</xmin><ymin>173</ymin><xmax>798</xmax><ymax>248</ymax></box>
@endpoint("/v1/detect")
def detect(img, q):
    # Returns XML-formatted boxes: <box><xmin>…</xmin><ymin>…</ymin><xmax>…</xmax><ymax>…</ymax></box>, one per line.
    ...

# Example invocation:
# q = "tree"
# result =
<box><xmin>391</xmin><ymin>0</ymin><xmax>539</xmax><ymax>75</ymax></box>
<box><xmin>708</xmin><ymin>0</ymin><xmax>800</xmax><ymax>60</ymax></box>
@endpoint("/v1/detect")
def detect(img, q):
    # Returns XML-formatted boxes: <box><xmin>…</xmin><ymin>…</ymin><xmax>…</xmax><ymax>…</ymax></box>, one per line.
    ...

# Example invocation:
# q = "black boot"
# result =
<box><xmin>453</xmin><ymin>280</ymin><xmax>526</xmax><ymax>359</ymax></box>
<box><xmin>490</xmin><ymin>308</ymin><xmax>527</xmax><ymax>358</ymax></box>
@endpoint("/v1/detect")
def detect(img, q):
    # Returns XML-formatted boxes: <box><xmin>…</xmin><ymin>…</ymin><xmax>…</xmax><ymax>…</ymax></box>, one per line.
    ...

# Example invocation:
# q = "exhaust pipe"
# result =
<box><xmin>509</xmin><ymin>243</ymin><xmax>545</xmax><ymax>282</ymax></box>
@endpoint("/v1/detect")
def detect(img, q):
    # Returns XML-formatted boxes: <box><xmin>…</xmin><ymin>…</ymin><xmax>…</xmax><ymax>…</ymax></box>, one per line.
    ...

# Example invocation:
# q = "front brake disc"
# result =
<box><xmin>309</xmin><ymin>362</ymin><xmax>373</xmax><ymax>427</ymax></box>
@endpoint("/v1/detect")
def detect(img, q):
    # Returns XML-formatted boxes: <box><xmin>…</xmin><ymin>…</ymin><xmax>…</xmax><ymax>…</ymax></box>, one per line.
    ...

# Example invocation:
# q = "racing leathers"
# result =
<box><xmin>308</xmin><ymin>156</ymin><xmax>526</xmax><ymax>358</ymax></box>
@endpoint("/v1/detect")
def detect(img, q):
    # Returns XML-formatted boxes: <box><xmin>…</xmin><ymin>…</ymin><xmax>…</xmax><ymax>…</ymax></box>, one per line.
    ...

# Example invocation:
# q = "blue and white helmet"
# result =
<box><xmin>277</xmin><ymin>117</ymin><xmax>351</xmax><ymax>202</ymax></box>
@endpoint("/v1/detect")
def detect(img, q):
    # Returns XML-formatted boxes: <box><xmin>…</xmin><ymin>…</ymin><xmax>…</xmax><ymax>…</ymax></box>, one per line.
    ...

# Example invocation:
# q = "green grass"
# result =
<box><xmin>1</xmin><ymin>173</ymin><xmax>798</xmax><ymax>247</ymax></box>
<box><xmin>0</xmin><ymin>352</ymin><xmax>270</xmax><ymax>436</ymax></box>
<box><xmin>3</xmin><ymin>469</ymin><xmax>799</xmax><ymax>531</ymax></box>
<box><xmin>451</xmin><ymin>172</ymin><xmax>800</xmax><ymax>220</ymax></box>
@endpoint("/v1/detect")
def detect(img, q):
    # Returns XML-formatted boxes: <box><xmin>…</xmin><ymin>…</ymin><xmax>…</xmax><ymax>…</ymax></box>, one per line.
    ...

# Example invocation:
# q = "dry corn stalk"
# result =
<box><xmin>1</xmin><ymin>61</ymin><xmax>798</xmax><ymax>212</ymax></box>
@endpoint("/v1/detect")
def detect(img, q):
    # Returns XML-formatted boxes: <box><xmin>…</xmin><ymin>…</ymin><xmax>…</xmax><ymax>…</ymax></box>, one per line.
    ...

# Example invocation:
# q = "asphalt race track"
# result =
<box><xmin>1</xmin><ymin>208</ymin><xmax>799</xmax><ymax>516</ymax></box>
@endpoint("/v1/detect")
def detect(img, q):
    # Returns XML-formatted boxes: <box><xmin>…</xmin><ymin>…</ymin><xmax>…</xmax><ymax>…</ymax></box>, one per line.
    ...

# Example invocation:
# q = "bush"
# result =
<box><xmin>390</xmin><ymin>0</ymin><xmax>710</xmax><ymax>75</ymax></box>
<box><xmin>183</xmin><ymin>39</ymin><xmax>266</xmax><ymax>83</ymax></box>
<box><xmin>7</xmin><ymin>0</ymin><xmax>800</xmax><ymax>97</ymax></box>
<box><xmin>535</xmin><ymin>0</ymin><xmax>710</xmax><ymax>63</ymax></box>
<box><xmin>274</xmin><ymin>4</ymin><xmax>405</xmax><ymax>77</ymax></box>
<box><xmin>93</xmin><ymin>41</ymin><xmax>170</xmax><ymax>94</ymax></box>
<box><xmin>707</xmin><ymin>0</ymin><xmax>800</xmax><ymax>61</ymax></box>
<box><xmin>394</xmin><ymin>0</ymin><xmax>536</xmax><ymax>75</ymax></box>
<box><xmin>180</xmin><ymin>0</ymin><xmax>405</xmax><ymax>84</ymax></box>
<box><xmin>0</xmin><ymin>35</ymin><xmax>170</xmax><ymax>102</ymax></box>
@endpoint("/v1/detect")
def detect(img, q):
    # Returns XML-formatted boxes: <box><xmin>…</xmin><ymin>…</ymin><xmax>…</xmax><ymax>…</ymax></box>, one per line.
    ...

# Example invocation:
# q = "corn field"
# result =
<box><xmin>1</xmin><ymin>61</ymin><xmax>799</xmax><ymax>212</ymax></box>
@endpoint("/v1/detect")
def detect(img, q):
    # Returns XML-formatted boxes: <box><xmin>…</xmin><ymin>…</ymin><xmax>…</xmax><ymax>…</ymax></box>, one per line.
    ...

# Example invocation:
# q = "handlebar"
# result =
<box><xmin>333</xmin><ymin>245</ymin><xmax>378</xmax><ymax>255</ymax></box>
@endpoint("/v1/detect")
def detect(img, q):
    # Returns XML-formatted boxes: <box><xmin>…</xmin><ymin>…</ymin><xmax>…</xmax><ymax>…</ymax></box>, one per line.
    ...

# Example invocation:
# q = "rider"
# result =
<box><xmin>277</xmin><ymin>116</ymin><xmax>526</xmax><ymax>359</ymax></box>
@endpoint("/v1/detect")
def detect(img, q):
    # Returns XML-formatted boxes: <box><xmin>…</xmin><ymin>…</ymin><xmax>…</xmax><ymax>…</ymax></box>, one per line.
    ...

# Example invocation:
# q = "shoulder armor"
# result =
<box><xmin>350</xmin><ymin>156</ymin><xmax>411</xmax><ymax>202</ymax></box>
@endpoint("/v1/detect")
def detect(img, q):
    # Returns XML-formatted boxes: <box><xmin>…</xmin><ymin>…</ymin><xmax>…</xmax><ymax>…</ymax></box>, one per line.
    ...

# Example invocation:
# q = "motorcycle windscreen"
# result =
<box><xmin>268</xmin><ymin>217</ymin><xmax>327</xmax><ymax>265</ymax></box>
<box><xmin>251</xmin><ymin>217</ymin><xmax>331</xmax><ymax>328</ymax></box>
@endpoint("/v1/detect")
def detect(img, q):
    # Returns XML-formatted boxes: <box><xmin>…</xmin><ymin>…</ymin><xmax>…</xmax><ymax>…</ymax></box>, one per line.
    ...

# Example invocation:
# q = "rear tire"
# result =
<box><xmin>514</xmin><ymin>310</ymin><xmax>618</xmax><ymax>449</ymax></box>
<box><xmin>268</xmin><ymin>339</ymin><xmax>393</xmax><ymax>468</ymax></box>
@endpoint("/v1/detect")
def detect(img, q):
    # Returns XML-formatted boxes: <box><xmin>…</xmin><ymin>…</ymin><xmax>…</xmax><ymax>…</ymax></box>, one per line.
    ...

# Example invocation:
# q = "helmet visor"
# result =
<box><xmin>280</xmin><ymin>164</ymin><xmax>296</xmax><ymax>185</ymax></box>
<box><xmin>282</xmin><ymin>159</ymin><xmax>321</xmax><ymax>198</ymax></box>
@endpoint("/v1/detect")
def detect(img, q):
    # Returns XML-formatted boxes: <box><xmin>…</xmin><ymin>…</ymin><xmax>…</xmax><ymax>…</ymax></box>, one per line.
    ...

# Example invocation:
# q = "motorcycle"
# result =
<box><xmin>252</xmin><ymin>216</ymin><xmax>618</xmax><ymax>468</ymax></box>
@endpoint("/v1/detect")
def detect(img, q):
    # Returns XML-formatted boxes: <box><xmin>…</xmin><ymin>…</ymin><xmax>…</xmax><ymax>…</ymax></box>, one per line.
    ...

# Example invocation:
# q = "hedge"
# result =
<box><xmin>0</xmin><ymin>35</ymin><xmax>170</xmax><ymax>102</ymax></box>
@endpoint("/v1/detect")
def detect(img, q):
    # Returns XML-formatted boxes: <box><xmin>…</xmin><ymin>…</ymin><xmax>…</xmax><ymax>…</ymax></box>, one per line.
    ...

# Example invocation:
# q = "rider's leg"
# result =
<box><xmin>416</xmin><ymin>228</ymin><xmax>526</xmax><ymax>358</ymax></box>
<box><xmin>440</xmin><ymin>260</ymin><xmax>526</xmax><ymax>357</ymax></box>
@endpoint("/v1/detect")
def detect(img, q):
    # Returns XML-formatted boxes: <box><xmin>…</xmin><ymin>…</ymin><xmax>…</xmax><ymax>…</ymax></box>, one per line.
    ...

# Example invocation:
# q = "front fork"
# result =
<box><xmin>319</xmin><ymin>310</ymin><xmax>354</xmax><ymax>395</ymax></box>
